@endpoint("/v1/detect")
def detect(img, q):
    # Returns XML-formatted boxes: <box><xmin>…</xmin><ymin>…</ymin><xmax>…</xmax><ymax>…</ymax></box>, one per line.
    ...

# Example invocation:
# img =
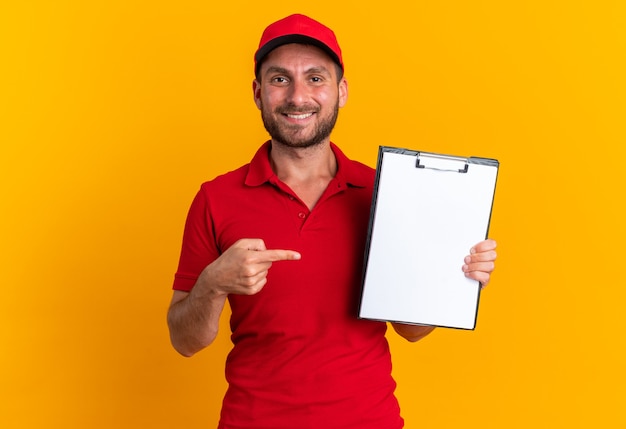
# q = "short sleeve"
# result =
<box><xmin>172</xmin><ymin>185</ymin><xmax>220</xmax><ymax>291</ymax></box>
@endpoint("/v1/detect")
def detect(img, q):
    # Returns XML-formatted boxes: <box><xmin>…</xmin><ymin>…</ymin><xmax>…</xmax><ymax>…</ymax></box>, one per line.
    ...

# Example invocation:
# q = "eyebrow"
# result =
<box><xmin>305</xmin><ymin>66</ymin><xmax>332</xmax><ymax>76</ymax></box>
<box><xmin>264</xmin><ymin>66</ymin><xmax>290</xmax><ymax>76</ymax></box>
<box><xmin>264</xmin><ymin>65</ymin><xmax>332</xmax><ymax>76</ymax></box>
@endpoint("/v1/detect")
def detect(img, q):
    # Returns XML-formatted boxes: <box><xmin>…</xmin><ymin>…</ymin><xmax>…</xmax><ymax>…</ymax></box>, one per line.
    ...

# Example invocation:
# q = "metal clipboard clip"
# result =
<box><xmin>415</xmin><ymin>152</ymin><xmax>469</xmax><ymax>173</ymax></box>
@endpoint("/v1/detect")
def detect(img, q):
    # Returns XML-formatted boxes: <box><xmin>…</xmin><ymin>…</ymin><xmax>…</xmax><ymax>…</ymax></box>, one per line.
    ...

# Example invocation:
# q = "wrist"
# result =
<box><xmin>191</xmin><ymin>269</ymin><xmax>228</xmax><ymax>303</ymax></box>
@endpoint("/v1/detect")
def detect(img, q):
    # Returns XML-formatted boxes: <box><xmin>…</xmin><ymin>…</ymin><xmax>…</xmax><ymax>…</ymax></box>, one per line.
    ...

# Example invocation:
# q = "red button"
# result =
<box><xmin>298</xmin><ymin>212</ymin><xmax>306</xmax><ymax>219</ymax></box>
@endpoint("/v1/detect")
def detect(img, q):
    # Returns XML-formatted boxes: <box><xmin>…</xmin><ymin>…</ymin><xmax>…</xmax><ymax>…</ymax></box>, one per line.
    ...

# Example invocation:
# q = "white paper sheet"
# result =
<box><xmin>359</xmin><ymin>147</ymin><xmax>499</xmax><ymax>330</ymax></box>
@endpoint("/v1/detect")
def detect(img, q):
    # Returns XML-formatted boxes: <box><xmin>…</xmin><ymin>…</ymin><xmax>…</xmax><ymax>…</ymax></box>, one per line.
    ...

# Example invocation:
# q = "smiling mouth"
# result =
<box><xmin>285</xmin><ymin>112</ymin><xmax>314</xmax><ymax>120</ymax></box>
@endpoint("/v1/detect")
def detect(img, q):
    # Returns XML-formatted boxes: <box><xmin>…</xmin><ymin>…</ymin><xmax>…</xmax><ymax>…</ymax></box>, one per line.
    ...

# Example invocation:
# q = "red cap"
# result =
<box><xmin>254</xmin><ymin>14</ymin><xmax>344</xmax><ymax>77</ymax></box>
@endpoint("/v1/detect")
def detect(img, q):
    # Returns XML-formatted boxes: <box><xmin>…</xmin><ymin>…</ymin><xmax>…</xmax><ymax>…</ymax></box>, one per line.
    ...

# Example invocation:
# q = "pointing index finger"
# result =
<box><xmin>260</xmin><ymin>249</ymin><xmax>301</xmax><ymax>262</ymax></box>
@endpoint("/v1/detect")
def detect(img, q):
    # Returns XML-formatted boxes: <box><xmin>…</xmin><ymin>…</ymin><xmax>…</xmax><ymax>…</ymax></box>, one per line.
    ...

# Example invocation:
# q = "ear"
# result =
<box><xmin>338</xmin><ymin>77</ymin><xmax>348</xmax><ymax>108</ymax></box>
<box><xmin>252</xmin><ymin>79</ymin><xmax>262</xmax><ymax>110</ymax></box>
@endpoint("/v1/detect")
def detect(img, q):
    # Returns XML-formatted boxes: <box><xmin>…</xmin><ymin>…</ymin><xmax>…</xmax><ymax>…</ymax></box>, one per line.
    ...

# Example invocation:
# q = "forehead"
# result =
<box><xmin>259</xmin><ymin>43</ymin><xmax>337</xmax><ymax>76</ymax></box>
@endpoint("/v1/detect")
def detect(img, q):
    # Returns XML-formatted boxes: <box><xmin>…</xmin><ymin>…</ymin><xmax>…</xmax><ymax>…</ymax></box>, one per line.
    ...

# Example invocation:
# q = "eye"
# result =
<box><xmin>310</xmin><ymin>76</ymin><xmax>323</xmax><ymax>83</ymax></box>
<box><xmin>271</xmin><ymin>76</ymin><xmax>289</xmax><ymax>84</ymax></box>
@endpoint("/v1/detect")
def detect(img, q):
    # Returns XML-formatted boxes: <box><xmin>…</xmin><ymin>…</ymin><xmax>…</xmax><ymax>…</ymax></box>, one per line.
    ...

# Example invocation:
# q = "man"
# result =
<box><xmin>167</xmin><ymin>14</ymin><xmax>497</xmax><ymax>429</ymax></box>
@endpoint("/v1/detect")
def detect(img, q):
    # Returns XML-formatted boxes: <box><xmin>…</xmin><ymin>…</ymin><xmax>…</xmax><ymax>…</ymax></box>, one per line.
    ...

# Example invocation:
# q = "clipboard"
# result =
<box><xmin>358</xmin><ymin>146</ymin><xmax>499</xmax><ymax>330</ymax></box>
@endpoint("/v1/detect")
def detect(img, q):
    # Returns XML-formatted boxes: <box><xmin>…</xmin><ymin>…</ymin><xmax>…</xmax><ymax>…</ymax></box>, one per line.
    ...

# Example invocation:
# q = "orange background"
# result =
<box><xmin>1</xmin><ymin>1</ymin><xmax>625</xmax><ymax>427</ymax></box>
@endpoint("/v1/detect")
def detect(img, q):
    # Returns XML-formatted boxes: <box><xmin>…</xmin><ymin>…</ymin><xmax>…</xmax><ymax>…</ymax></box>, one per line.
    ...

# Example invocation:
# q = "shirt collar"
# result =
<box><xmin>245</xmin><ymin>141</ymin><xmax>369</xmax><ymax>188</ymax></box>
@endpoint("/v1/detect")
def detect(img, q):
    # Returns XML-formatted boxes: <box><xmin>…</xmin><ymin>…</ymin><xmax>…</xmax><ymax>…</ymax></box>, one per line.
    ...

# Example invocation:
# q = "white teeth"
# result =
<box><xmin>287</xmin><ymin>113</ymin><xmax>313</xmax><ymax>120</ymax></box>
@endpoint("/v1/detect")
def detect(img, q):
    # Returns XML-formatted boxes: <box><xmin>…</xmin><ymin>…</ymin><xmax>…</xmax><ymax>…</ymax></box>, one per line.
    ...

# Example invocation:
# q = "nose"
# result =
<box><xmin>286</xmin><ymin>78</ymin><xmax>308</xmax><ymax>105</ymax></box>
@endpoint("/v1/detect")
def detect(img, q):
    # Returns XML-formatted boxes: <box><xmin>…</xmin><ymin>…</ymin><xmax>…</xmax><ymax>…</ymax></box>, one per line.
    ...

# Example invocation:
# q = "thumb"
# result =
<box><xmin>232</xmin><ymin>238</ymin><xmax>267</xmax><ymax>252</ymax></box>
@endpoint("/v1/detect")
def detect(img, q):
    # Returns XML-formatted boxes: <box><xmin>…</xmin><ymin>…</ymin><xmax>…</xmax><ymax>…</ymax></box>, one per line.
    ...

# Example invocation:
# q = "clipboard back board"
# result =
<box><xmin>359</xmin><ymin>146</ymin><xmax>499</xmax><ymax>330</ymax></box>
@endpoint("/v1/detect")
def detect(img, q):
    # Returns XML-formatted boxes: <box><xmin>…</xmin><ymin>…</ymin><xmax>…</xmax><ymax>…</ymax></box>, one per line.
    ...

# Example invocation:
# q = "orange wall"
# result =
<box><xmin>1</xmin><ymin>1</ymin><xmax>625</xmax><ymax>427</ymax></box>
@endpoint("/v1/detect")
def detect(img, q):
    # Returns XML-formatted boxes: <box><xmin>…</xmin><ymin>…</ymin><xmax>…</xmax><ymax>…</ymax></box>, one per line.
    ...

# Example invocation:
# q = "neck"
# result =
<box><xmin>269</xmin><ymin>140</ymin><xmax>337</xmax><ymax>183</ymax></box>
<box><xmin>269</xmin><ymin>140</ymin><xmax>338</xmax><ymax>210</ymax></box>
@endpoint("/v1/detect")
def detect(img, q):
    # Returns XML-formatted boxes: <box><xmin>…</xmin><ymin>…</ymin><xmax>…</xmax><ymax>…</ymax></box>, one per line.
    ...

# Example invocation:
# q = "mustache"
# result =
<box><xmin>275</xmin><ymin>103</ymin><xmax>320</xmax><ymax>114</ymax></box>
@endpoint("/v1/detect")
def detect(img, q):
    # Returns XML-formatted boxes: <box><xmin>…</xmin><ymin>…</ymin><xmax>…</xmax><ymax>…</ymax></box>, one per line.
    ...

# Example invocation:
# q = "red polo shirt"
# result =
<box><xmin>173</xmin><ymin>142</ymin><xmax>403</xmax><ymax>429</ymax></box>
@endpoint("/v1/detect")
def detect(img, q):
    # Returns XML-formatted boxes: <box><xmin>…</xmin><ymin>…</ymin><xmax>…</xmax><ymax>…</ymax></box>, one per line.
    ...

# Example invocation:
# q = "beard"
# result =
<box><xmin>260</xmin><ymin>99</ymin><xmax>339</xmax><ymax>149</ymax></box>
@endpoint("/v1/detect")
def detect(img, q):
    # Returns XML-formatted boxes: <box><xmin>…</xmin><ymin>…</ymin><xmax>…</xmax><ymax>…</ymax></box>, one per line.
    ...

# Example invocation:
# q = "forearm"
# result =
<box><xmin>167</xmin><ymin>286</ymin><xmax>227</xmax><ymax>357</ymax></box>
<box><xmin>391</xmin><ymin>322</ymin><xmax>436</xmax><ymax>342</ymax></box>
